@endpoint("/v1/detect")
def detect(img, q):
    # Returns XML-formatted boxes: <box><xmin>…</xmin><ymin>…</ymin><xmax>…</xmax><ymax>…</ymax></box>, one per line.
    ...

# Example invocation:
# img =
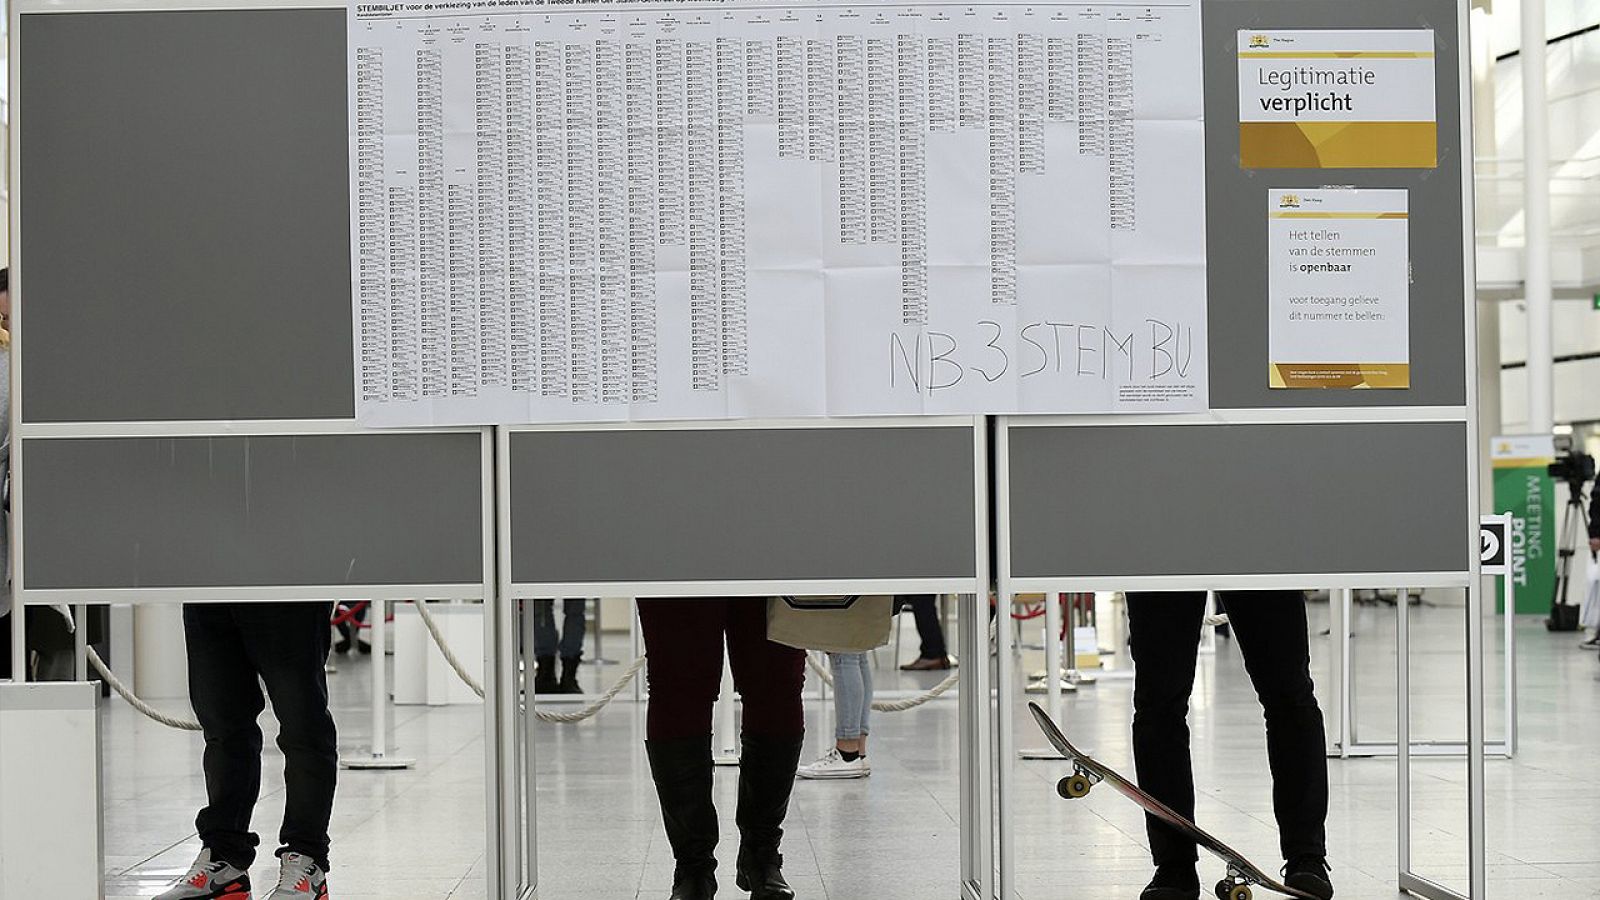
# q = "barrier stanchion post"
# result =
<box><xmin>713</xmin><ymin>644</ymin><xmax>739</xmax><ymax>766</ymax></box>
<box><xmin>342</xmin><ymin>600</ymin><xmax>414</xmax><ymax>770</ymax></box>
<box><xmin>1199</xmin><ymin>591</ymin><xmax>1218</xmax><ymax>655</ymax></box>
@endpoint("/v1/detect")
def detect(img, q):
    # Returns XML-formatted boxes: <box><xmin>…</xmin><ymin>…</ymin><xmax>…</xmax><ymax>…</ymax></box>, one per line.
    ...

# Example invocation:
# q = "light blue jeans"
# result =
<box><xmin>828</xmin><ymin>652</ymin><xmax>872</xmax><ymax>741</ymax></box>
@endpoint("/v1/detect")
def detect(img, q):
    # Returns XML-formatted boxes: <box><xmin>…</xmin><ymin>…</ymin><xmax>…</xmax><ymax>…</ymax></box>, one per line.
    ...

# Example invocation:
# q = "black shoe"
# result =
<box><xmin>1140</xmin><ymin>864</ymin><xmax>1200</xmax><ymax>900</ymax></box>
<box><xmin>334</xmin><ymin>622</ymin><xmax>353</xmax><ymax>655</ymax></box>
<box><xmin>647</xmin><ymin>736</ymin><xmax>719</xmax><ymax>900</ymax></box>
<box><xmin>1283</xmin><ymin>856</ymin><xmax>1333</xmax><ymax>899</ymax></box>
<box><xmin>534</xmin><ymin>655</ymin><xmax>559</xmax><ymax>694</ymax></box>
<box><xmin>558</xmin><ymin>655</ymin><xmax>583</xmax><ymax>694</ymax></box>
<box><xmin>734</xmin><ymin>734</ymin><xmax>803</xmax><ymax>900</ymax></box>
<box><xmin>668</xmin><ymin>871</ymin><xmax>716</xmax><ymax>900</ymax></box>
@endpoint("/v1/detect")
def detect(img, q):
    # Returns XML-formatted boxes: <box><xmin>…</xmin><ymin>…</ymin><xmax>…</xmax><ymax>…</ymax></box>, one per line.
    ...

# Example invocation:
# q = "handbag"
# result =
<box><xmin>766</xmin><ymin>595</ymin><xmax>895</xmax><ymax>653</ymax></box>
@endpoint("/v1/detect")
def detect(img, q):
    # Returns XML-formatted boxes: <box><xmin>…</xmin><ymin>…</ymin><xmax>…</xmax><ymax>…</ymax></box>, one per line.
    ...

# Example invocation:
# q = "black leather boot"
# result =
<box><xmin>558</xmin><ymin>655</ymin><xmax>583</xmax><ymax>694</ymax></box>
<box><xmin>533</xmin><ymin>655</ymin><xmax>559</xmax><ymax>694</ymax></box>
<box><xmin>735</xmin><ymin>734</ymin><xmax>803</xmax><ymax>900</ymax></box>
<box><xmin>646</xmin><ymin>736</ymin><xmax>719</xmax><ymax>900</ymax></box>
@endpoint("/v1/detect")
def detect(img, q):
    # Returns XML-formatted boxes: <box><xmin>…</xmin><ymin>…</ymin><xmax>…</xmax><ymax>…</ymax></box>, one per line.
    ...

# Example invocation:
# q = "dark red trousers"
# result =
<box><xmin>637</xmin><ymin>597</ymin><xmax>806</xmax><ymax>741</ymax></box>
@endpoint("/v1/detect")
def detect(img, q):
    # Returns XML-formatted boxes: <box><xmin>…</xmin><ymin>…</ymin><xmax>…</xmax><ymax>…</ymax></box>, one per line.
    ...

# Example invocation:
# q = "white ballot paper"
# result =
<box><xmin>1267</xmin><ymin>188</ymin><xmax>1410</xmax><ymax>389</ymax></box>
<box><xmin>349</xmin><ymin>0</ymin><xmax>1208</xmax><ymax>426</ymax></box>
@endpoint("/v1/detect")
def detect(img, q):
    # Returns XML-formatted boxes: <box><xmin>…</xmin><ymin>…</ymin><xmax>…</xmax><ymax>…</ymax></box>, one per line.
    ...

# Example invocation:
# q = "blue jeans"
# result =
<box><xmin>533</xmin><ymin>598</ymin><xmax>587</xmax><ymax>659</ymax></box>
<box><xmin>827</xmin><ymin>652</ymin><xmax>872</xmax><ymax>741</ymax></box>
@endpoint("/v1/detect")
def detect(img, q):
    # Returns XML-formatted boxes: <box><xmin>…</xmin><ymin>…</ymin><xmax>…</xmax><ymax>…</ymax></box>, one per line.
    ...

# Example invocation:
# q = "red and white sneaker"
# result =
<box><xmin>152</xmin><ymin>849</ymin><xmax>252</xmax><ymax>900</ymax></box>
<box><xmin>264</xmin><ymin>852</ymin><xmax>329</xmax><ymax>900</ymax></box>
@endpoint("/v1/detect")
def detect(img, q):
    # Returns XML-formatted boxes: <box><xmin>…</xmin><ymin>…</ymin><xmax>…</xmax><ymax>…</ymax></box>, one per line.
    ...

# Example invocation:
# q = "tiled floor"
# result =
<box><xmin>100</xmin><ymin>598</ymin><xmax>1600</xmax><ymax>899</ymax></box>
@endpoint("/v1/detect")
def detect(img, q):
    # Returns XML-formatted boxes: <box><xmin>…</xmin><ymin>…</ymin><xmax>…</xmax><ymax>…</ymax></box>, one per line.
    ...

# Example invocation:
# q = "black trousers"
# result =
<box><xmin>1126</xmin><ymin>591</ymin><xmax>1328</xmax><ymax>867</ymax></box>
<box><xmin>183</xmin><ymin>602</ymin><xmax>338</xmax><ymax>872</ymax></box>
<box><xmin>896</xmin><ymin>594</ymin><xmax>948</xmax><ymax>659</ymax></box>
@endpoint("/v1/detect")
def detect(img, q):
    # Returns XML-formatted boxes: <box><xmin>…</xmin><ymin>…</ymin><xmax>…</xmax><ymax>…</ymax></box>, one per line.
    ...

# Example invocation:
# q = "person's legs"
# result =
<box><xmin>531</xmin><ymin>599</ymin><xmax>557</xmax><ymax>657</ymax></box>
<box><xmin>235</xmin><ymin>602</ymin><xmax>338</xmax><ymax>874</ymax></box>
<box><xmin>901</xmin><ymin>594</ymin><xmax>950</xmax><ymax>668</ymax></box>
<box><xmin>857</xmin><ymin>651</ymin><xmax>873</xmax><ymax>746</ymax></box>
<box><xmin>532</xmin><ymin>600</ymin><xmax>559</xmax><ymax>693</ymax></box>
<box><xmin>1126</xmin><ymin>591</ymin><xmax>1206</xmax><ymax>895</ymax></box>
<box><xmin>25</xmin><ymin>605</ymin><xmax>75</xmax><ymax>680</ymax></box>
<box><xmin>557</xmin><ymin>599</ymin><xmax>587</xmax><ymax>693</ymax></box>
<box><xmin>830</xmin><ymin>652</ymin><xmax>866</xmax><ymax>750</ymax></box>
<box><xmin>638</xmin><ymin>598</ymin><xmax>729</xmax><ymax>900</ymax></box>
<box><xmin>184</xmin><ymin>603</ymin><xmax>269</xmax><ymax>871</ymax></box>
<box><xmin>559</xmin><ymin>598</ymin><xmax>587</xmax><ymax>659</ymax></box>
<box><xmin>799</xmin><ymin>651</ymin><xmax>870</xmax><ymax>780</ymax></box>
<box><xmin>1218</xmin><ymin>592</ymin><xmax>1329</xmax><ymax>865</ymax></box>
<box><xmin>726</xmin><ymin>598</ymin><xmax>805</xmax><ymax>900</ymax></box>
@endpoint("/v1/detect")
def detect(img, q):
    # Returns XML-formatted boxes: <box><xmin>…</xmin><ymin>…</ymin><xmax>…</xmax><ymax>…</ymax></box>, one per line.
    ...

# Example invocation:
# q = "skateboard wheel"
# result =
<box><xmin>1228</xmin><ymin>886</ymin><xmax>1252</xmax><ymax>900</ymax></box>
<box><xmin>1057</xmin><ymin>773</ymin><xmax>1092</xmax><ymax>799</ymax></box>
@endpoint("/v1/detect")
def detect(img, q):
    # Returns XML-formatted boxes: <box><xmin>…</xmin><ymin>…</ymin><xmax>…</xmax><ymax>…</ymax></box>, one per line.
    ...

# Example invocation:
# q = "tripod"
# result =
<box><xmin>1548</xmin><ymin>480</ymin><xmax>1594</xmax><ymax>632</ymax></box>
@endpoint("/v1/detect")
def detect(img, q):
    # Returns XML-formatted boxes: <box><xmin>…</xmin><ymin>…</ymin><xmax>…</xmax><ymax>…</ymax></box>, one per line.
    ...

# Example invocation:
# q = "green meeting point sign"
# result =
<box><xmin>1491</xmin><ymin>435</ymin><xmax>1557</xmax><ymax>614</ymax></box>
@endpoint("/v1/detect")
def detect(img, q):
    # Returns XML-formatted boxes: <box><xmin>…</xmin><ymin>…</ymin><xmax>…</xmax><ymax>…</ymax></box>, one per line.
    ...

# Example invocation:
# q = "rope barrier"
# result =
<box><xmin>87</xmin><ymin>646</ymin><xmax>203</xmax><ymax>731</ymax></box>
<box><xmin>804</xmin><ymin>653</ymin><xmax>960</xmax><ymax>712</ymax></box>
<box><xmin>532</xmin><ymin>655</ymin><xmax>649</xmax><ymax>723</ymax></box>
<box><xmin>84</xmin><ymin>599</ymin><xmax>975</xmax><ymax>732</ymax></box>
<box><xmin>410</xmin><ymin>599</ymin><xmax>648</xmax><ymax>724</ymax></box>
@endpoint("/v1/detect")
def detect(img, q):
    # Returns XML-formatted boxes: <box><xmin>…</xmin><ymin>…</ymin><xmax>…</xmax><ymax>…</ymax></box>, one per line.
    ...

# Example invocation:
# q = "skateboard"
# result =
<box><xmin>1028</xmin><ymin>702</ymin><xmax>1319</xmax><ymax>900</ymax></box>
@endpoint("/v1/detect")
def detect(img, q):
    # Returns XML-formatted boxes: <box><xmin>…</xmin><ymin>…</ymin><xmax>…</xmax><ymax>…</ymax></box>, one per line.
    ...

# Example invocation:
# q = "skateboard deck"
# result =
<box><xmin>1028</xmin><ymin>702</ymin><xmax>1319</xmax><ymax>900</ymax></box>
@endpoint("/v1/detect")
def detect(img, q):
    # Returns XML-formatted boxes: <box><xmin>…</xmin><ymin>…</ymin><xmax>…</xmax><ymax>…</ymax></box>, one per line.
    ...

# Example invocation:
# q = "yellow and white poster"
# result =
<box><xmin>1268</xmin><ymin>189</ymin><xmax>1409</xmax><ymax>389</ymax></box>
<box><xmin>1238</xmin><ymin>29</ymin><xmax>1436</xmax><ymax>169</ymax></box>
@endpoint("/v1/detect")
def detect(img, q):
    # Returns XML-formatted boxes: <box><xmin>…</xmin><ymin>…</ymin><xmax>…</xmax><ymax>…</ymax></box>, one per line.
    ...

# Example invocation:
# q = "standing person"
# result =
<box><xmin>897</xmin><ymin>594</ymin><xmax>953</xmax><ymax>670</ymax></box>
<box><xmin>1125</xmin><ymin>590</ymin><xmax>1333</xmax><ymax>900</ymax></box>
<box><xmin>0</xmin><ymin>266</ymin><xmax>75</xmax><ymax>683</ymax></box>
<box><xmin>153</xmin><ymin>602</ymin><xmax>338</xmax><ymax>900</ymax></box>
<box><xmin>797</xmin><ymin>651</ymin><xmax>871</xmax><ymax>780</ymax></box>
<box><xmin>532</xmin><ymin>597</ymin><xmax>587</xmax><ymax>694</ymax></box>
<box><xmin>638</xmin><ymin>597</ymin><xmax>806</xmax><ymax>900</ymax></box>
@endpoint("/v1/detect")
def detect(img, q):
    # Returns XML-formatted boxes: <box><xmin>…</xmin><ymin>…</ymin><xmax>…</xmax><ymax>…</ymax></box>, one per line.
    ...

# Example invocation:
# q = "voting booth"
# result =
<box><xmin>9</xmin><ymin>0</ymin><xmax>1485</xmax><ymax>899</ymax></box>
<box><xmin>995</xmin><ymin>2</ymin><xmax>1484</xmax><ymax>899</ymax></box>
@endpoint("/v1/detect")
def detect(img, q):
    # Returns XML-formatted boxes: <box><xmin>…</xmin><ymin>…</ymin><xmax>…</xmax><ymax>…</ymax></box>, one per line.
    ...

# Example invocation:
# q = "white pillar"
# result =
<box><xmin>133</xmin><ymin>604</ymin><xmax>189</xmax><ymax>700</ymax></box>
<box><xmin>1521</xmin><ymin>0</ymin><xmax>1553</xmax><ymax>434</ymax></box>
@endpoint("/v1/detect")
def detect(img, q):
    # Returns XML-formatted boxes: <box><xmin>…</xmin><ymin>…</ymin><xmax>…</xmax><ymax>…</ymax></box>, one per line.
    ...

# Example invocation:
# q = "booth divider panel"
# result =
<box><xmin>509</xmin><ymin>427</ymin><xmax>978</xmax><ymax>585</ymax></box>
<box><xmin>21</xmin><ymin>433</ymin><xmax>484</xmax><ymax>590</ymax></box>
<box><xmin>1007</xmin><ymin>422</ymin><xmax>1470</xmax><ymax>578</ymax></box>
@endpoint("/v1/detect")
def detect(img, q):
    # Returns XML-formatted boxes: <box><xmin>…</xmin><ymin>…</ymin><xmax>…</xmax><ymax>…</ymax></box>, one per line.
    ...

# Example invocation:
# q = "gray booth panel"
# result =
<box><xmin>19</xmin><ymin>9</ymin><xmax>354</xmax><ymax>423</ymax></box>
<box><xmin>20</xmin><ymin>433</ymin><xmax>484</xmax><ymax>590</ymax></box>
<box><xmin>510</xmin><ymin>428</ymin><xmax>977</xmax><ymax>585</ymax></box>
<box><xmin>1008</xmin><ymin>422</ymin><xmax>1470</xmax><ymax>578</ymax></box>
<box><xmin>1203</xmin><ymin>0</ymin><xmax>1467</xmax><ymax>410</ymax></box>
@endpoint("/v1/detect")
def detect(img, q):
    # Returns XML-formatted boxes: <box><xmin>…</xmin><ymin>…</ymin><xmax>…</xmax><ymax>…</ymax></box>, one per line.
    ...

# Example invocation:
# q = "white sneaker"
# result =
<box><xmin>797</xmin><ymin>747</ymin><xmax>870</xmax><ymax>780</ymax></box>
<box><xmin>152</xmin><ymin>849</ymin><xmax>252</xmax><ymax>900</ymax></box>
<box><xmin>263</xmin><ymin>852</ymin><xmax>328</xmax><ymax>900</ymax></box>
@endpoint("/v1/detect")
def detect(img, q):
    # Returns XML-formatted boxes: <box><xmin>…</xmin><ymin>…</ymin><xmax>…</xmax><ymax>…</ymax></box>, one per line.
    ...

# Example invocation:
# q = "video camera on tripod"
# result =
<box><xmin>1545</xmin><ymin>436</ymin><xmax>1596</xmax><ymax>632</ymax></box>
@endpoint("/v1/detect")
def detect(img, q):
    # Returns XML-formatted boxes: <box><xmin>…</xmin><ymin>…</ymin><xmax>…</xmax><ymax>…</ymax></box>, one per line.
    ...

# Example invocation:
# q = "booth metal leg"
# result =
<box><xmin>995</xmin><ymin>587</ymin><xmax>1016</xmax><ymax>900</ymax></box>
<box><xmin>1466</xmin><ymin>581</ymin><xmax>1488</xmax><ymax>898</ymax></box>
<box><xmin>1396</xmin><ymin>582</ymin><xmax>1486</xmax><ymax>900</ymax></box>
<box><xmin>520</xmin><ymin>600</ymin><xmax>539</xmax><ymax>897</ymax></box>
<box><xmin>958</xmin><ymin>591</ymin><xmax>994</xmax><ymax>900</ymax></box>
<box><xmin>11</xmin><ymin>606</ymin><xmax>27</xmax><ymax>682</ymax></box>
<box><xmin>74</xmin><ymin>603</ymin><xmax>89</xmax><ymax>682</ymax></box>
